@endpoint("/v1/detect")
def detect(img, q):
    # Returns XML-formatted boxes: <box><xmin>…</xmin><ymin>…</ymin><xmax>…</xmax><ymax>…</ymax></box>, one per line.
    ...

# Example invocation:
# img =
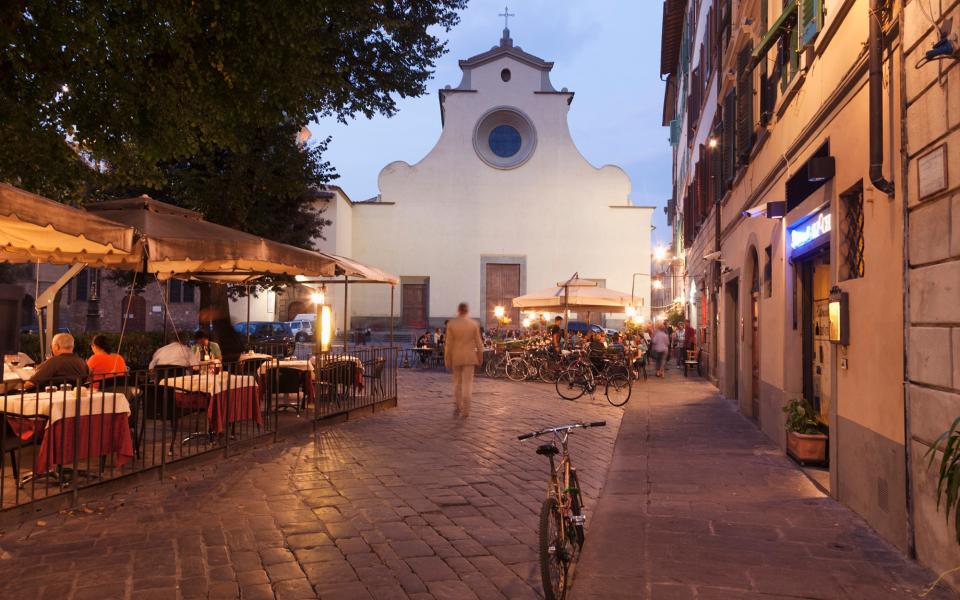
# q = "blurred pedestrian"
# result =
<box><xmin>444</xmin><ymin>302</ymin><xmax>484</xmax><ymax>418</ymax></box>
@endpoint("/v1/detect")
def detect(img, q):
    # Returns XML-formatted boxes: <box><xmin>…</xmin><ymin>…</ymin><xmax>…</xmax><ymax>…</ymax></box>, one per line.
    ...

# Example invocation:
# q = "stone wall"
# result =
<box><xmin>903</xmin><ymin>0</ymin><xmax>960</xmax><ymax>586</ymax></box>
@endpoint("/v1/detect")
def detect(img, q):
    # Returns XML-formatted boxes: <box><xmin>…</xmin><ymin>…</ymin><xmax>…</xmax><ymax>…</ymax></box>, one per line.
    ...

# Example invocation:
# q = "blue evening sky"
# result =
<box><xmin>309</xmin><ymin>0</ymin><xmax>671</xmax><ymax>246</ymax></box>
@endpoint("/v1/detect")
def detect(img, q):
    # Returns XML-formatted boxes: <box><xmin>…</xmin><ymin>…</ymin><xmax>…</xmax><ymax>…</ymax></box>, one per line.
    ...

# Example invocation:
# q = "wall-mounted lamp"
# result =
<box><xmin>766</xmin><ymin>201</ymin><xmax>787</xmax><ymax>219</ymax></box>
<box><xmin>828</xmin><ymin>286</ymin><xmax>849</xmax><ymax>345</ymax></box>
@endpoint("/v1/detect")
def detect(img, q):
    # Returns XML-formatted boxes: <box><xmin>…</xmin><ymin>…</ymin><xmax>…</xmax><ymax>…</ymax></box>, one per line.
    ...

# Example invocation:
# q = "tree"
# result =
<box><xmin>0</xmin><ymin>0</ymin><xmax>466</xmax><ymax>200</ymax></box>
<box><xmin>0</xmin><ymin>0</ymin><xmax>466</xmax><ymax>351</ymax></box>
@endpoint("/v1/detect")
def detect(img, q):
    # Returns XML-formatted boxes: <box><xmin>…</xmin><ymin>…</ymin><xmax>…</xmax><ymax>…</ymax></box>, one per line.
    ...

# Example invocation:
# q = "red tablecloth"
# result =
<box><xmin>18</xmin><ymin>414</ymin><xmax>134</xmax><ymax>474</ymax></box>
<box><xmin>175</xmin><ymin>385</ymin><xmax>262</xmax><ymax>433</ymax></box>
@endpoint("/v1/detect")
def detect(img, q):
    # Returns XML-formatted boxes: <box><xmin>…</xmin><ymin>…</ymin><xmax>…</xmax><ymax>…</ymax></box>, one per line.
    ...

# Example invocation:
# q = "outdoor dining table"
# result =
<box><xmin>258</xmin><ymin>359</ymin><xmax>316</xmax><ymax>404</ymax></box>
<box><xmin>159</xmin><ymin>372</ymin><xmax>262</xmax><ymax>433</ymax></box>
<box><xmin>0</xmin><ymin>388</ymin><xmax>134</xmax><ymax>473</ymax></box>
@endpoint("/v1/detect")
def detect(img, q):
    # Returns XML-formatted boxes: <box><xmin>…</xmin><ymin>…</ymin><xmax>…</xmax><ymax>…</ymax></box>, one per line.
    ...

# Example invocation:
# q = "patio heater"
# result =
<box><xmin>312</xmin><ymin>286</ymin><xmax>333</xmax><ymax>353</ymax></box>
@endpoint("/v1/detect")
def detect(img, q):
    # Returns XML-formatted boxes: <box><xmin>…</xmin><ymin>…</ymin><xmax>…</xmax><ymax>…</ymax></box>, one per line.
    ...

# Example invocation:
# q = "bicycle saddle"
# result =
<box><xmin>536</xmin><ymin>443</ymin><xmax>559</xmax><ymax>456</ymax></box>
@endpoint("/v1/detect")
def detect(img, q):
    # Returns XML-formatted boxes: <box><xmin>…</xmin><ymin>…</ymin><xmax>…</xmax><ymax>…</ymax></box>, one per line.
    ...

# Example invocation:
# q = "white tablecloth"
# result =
<box><xmin>160</xmin><ymin>372</ymin><xmax>257</xmax><ymax>395</ymax></box>
<box><xmin>0</xmin><ymin>389</ymin><xmax>130</xmax><ymax>424</ymax></box>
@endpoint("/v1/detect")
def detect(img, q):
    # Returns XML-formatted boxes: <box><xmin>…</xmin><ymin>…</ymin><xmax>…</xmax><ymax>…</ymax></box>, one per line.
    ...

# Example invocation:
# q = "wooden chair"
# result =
<box><xmin>683</xmin><ymin>349</ymin><xmax>700</xmax><ymax>377</ymax></box>
<box><xmin>362</xmin><ymin>358</ymin><xmax>387</xmax><ymax>398</ymax></box>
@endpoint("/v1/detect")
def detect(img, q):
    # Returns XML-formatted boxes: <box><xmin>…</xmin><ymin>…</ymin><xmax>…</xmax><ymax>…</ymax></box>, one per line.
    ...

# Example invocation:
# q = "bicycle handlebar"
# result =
<box><xmin>517</xmin><ymin>420</ymin><xmax>606</xmax><ymax>441</ymax></box>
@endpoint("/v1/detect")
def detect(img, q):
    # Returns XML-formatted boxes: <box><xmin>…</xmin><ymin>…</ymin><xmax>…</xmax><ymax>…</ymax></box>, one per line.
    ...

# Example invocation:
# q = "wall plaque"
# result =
<box><xmin>917</xmin><ymin>144</ymin><xmax>948</xmax><ymax>200</ymax></box>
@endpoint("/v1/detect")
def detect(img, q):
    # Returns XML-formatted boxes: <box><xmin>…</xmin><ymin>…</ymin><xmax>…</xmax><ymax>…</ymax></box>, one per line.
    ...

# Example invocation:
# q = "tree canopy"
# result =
<box><xmin>0</xmin><ymin>0</ymin><xmax>467</xmax><ymax>203</ymax></box>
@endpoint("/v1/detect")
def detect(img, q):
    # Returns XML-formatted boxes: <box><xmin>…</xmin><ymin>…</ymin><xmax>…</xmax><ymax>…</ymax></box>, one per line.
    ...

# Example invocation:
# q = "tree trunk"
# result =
<box><xmin>199</xmin><ymin>282</ymin><xmax>244</xmax><ymax>361</ymax></box>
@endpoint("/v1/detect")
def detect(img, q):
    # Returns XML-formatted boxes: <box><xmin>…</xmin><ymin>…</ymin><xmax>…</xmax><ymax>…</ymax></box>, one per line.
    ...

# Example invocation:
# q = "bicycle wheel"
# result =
<box><xmin>567</xmin><ymin>470</ymin><xmax>586</xmax><ymax>548</ymax></box>
<box><xmin>506</xmin><ymin>358</ymin><xmax>528</xmax><ymax>382</ymax></box>
<box><xmin>484</xmin><ymin>355</ymin><xmax>498</xmax><ymax>378</ymax></box>
<box><xmin>538</xmin><ymin>497</ymin><xmax>569</xmax><ymax>600</ymax></box>
<box><xmin>539</xmin><ymin>360</ymin><xmax>561</xmax><ymax>384</ymax></box>
<box><xmin>555</xmin><ymin>368</ymin><xmax>586</xmax><ymax>400</ymax></box>
<box><xmin>605</xmin><ymin>371</ymin><xmax>632</xmax><ymax>407</ymax></box>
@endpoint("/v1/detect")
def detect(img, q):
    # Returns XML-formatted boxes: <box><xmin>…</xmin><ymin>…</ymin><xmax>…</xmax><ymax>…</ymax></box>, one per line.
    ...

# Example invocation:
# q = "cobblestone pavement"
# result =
<box><xmin>0</xmin><ymin>371</ymin><xmax>624</xmax><ymax>600</ymax></box>
<box><xmin>571</xmin><ymin>371</ymin><xmax>957</xmax><ymax>600</ymax></box>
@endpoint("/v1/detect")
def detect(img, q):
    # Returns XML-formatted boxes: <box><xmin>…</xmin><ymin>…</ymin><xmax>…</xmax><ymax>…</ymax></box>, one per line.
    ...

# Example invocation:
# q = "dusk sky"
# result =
<box><xmin>309</xmin><ymin>0</ymin><xmax>671</xmax><ymax>246</ymax></box>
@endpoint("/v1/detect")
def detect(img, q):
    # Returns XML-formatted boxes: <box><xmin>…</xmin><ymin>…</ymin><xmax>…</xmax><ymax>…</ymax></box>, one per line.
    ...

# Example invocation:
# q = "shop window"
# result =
<box><xmin>764</xmin><ymin>245</ymin><xmax>773</xmax><ymax>297</ymax></box>
<box><xmin>840</xmin><ymin>184</ymin><xmax>865</xmax><ymax>280</ymax></box>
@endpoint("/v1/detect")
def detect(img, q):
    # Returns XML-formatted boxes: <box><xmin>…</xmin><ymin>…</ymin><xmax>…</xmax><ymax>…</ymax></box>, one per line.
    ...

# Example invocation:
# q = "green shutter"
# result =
<box><xmin>751</xmin><ymin>2</ymin><xmax>798</xmax><ymax>66</ymax></box>
<box><xmin>801</xmin><ymin>0</ymin><xmax>822</xmax><ymax>45</ymax></box>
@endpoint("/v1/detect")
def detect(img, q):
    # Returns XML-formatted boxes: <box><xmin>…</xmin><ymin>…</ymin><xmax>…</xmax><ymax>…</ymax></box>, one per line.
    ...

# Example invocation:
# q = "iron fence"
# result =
<box><xmin>0</xmin><ymin>346</ymin><xmax>397</xmax><ymax>513</ymax></box>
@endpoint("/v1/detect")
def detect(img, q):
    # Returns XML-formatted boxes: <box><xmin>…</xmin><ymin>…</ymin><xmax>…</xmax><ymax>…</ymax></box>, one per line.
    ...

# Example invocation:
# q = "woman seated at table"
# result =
<box><xmin>192</xmin><ymin>330</ymin><xmax>222</xmax><ymax>361</ymax></box>
<box><xmin>86</xmin><ymin>334</ymin><xmax>128</xmax><ymax>388</ymax></box>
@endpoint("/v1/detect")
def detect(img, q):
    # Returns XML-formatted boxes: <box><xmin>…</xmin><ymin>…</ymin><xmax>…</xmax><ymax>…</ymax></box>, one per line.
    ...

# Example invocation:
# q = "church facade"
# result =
<box><xmin>317</xmin><ymin>29</ymin><xmax>653</xmax><ymax>330</ymax></box>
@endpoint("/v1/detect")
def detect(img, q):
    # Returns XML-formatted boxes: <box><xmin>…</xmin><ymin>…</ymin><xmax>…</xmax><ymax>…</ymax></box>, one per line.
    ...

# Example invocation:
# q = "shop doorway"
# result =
<box><xmin>749</xmin><ymin>250</ymin><xmax>761</xmax><ymax>422</ymax></box>
<box><xmin>723</xmin><ymin>278</ymin><xmax>740</xmax><ymax>402</ymax></box>
<box><xmin>799</xmin><ymin>250</ymin><xmax>831</xmax><ymax>422</ymax></box>
<box><xmin>795</xmin><ymin>246</ymin><xmax>832</xmax><ymax>487</ymax></box>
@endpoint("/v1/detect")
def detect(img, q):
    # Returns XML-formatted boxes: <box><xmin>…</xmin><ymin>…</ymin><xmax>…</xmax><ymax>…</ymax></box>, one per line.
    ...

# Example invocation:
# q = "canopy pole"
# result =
<box><xmin>343</xmin><ymin>275</ymin><xmax>349</xmax><ymax>352</ymax></box>
<box><xmin>389</xmin><ymin>284</ymin><xmax>395</xmax><ymax>349</ymax></box>
<box><xmin>245</xmin><ymin>284</ymin><xmax>251</xmax><ymax>349</ymax></box>
<box><xmin>36</xmin><ymin>263</ymin><xmax>86</xmax><ymax>358</ymax></box>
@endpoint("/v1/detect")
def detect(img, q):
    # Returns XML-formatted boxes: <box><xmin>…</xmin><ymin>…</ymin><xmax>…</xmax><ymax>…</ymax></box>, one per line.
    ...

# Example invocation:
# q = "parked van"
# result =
<box><xmin>288</xmin><ymin>313</ymin><xmax>316</xmax><ymax>342</ymax></box>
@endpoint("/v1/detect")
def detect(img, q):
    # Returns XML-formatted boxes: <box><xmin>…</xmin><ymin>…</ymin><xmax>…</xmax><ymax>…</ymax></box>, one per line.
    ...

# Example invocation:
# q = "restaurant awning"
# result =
<box><xmin>0</xmin><ymin>183</ymin><xmax>137</xmax><ymax>266</ymax></box>
<box><xmin>308</xmin><ymin>253</ymin><xmax>399</xmax><ymax>285</ymax></box>
<box><xmin>86</xmin><ymin>195</ymin><xmax>339</xmax><ymax>283</ymax></box>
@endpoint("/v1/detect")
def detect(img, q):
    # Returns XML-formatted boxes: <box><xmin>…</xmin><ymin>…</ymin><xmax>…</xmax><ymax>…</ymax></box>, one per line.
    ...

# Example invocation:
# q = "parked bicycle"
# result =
<box><xmin>518</xmin><ymin>421</ymin><xmax>606</xmax><ymax>600</ymax></box>
<box><xmin>555</xmin><ymin>353</ymin><xmax>632</xmax><ymax>406</ymax></box>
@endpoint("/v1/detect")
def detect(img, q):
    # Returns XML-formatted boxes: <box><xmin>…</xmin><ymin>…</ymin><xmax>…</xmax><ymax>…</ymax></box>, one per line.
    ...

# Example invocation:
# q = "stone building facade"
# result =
<box><xmin>902</xmin><ymin>0</ymin><xmax>960</xmax><ymax>584</ymax></box>
<box><xmin>13</xmin><ymin>263</ymin><xmax>199</xmax><ymax>336</ymax></box>
<box><xmin>661</xmin><ymin>0</ymin><xmax>960</xmax><ymax>582</ymax></box>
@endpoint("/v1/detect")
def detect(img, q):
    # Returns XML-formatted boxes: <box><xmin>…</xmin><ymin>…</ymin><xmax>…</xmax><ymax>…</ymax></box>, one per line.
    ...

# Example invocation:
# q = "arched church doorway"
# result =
<box><xmin>287</xmin><ymin>301</ymin><xmax>308</xmax><ymax>321</ymax></box>
<box><xmin>120</xmin><ymin>295</ymin><xmax>146</xmax><ymax>332</ymax></box>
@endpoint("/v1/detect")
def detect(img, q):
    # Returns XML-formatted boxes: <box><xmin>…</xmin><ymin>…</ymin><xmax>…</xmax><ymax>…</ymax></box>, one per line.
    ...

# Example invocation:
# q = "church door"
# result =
<box><xmin>401</xmin><ymin>284</ymin><xmax>428</xmax><ymax>329</ymax></box>
<box><xmin>485</xmin><ymin>264</ymin><xmax>521</xmax><ymax>327</ymax></box>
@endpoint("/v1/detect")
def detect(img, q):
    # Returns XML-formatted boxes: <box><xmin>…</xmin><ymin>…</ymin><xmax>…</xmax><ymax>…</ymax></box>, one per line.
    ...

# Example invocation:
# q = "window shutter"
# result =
<box><xmin>801</xmin><ymin>0</ymin><xmax>822</xmax><ymax>46</ymax></box>
<box><xmin>721</xmin><ymin>91</ymin><xmax>736</xmax><ymax>188</ymax></box>
<box><xmin>735</xmin><ymin>44</ymin><xmax>754</xmax><ymax>166</ymax></box>
<box><xmin>711</xmin><ymin>132</ymin><xmax>723</xmax><ymax>203</ymax></box>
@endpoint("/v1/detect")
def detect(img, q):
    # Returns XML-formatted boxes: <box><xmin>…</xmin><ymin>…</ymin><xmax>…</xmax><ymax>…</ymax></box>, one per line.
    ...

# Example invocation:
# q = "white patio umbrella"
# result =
<box><xmin>512</xmin><ymin>274</ymin><xmax>632</xmax><ymax>336</ymax></box>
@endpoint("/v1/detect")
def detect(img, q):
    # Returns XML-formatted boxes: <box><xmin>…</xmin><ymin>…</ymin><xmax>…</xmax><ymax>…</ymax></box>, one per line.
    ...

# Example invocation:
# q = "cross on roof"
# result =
<box><xmin>499</xmin><ymin>5</ymin><xmax>515</xmax><ymax>30</ymax></box>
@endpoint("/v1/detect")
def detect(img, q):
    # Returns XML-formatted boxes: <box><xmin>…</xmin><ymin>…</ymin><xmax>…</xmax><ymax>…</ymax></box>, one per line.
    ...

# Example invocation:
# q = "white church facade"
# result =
<box><xmin>282</xmin><ymin>29</ymin><xmax>654</xmax><ymax>331</ymax></box>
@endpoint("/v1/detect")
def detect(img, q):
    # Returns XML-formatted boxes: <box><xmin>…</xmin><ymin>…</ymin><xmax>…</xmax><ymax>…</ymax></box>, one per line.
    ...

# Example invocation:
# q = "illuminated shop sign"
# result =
<box><xmin>789</xmin><ymin>210</ymin><xmax>831</xmax><ymax>250</ymax></box>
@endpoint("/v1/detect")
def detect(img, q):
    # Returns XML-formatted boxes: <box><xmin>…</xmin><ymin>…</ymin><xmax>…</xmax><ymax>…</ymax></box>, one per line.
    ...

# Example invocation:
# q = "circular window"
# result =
<box><xmin>500</xmin><ymin>68</ymin><xmax>511</xmax><ymax>82</ymax></box>
<box><xmin>473</xmin><ymin>107</ymin><xmax>537</xmax><ymax>169</ymax></box>
<box><xmin>488</xmin><ymin>125</ymin><xmax>521</xmax><ymax>157</ymax></box>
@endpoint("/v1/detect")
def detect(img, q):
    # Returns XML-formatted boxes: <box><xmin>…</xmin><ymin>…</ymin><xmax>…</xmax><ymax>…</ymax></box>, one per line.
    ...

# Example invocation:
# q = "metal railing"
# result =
<box><xmin>0</xmin><ymin>346</ymin><xmax>397</xmax><ymax>513</ymax></box>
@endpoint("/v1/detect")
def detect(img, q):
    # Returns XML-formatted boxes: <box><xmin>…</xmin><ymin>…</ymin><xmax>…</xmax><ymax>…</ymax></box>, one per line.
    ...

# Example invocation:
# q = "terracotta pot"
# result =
<box><xmin>787</xmin><ymin>431</ymin><xmax>828</xmax><ymax>464</ymax></box>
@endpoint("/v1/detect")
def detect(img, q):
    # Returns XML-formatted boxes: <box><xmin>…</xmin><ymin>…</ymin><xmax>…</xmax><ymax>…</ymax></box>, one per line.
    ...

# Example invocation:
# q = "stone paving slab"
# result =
<box><xmin>570</xmin><ymin>372</ymin><xmax>958</xmax><ymax>600</ymax></box>
<box><xmin>0</xmin><ymin>371</ymin><xmax>623</xmax><ymax>599</ymax></box>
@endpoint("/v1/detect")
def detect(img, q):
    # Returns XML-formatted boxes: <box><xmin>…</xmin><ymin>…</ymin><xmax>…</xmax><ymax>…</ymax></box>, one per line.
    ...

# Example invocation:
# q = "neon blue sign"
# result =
<box><xmin>790</xmin><ymin>210</ymin><xmax>831</xmax><ymax>250</ymax></box>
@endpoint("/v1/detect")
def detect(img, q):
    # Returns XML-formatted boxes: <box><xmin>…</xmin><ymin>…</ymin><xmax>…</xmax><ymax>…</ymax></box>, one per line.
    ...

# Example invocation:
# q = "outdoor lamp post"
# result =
<box><xmin>494</xmin><ymin>305</ymin><xmax>505</xmax><ymax>337</ymax></box>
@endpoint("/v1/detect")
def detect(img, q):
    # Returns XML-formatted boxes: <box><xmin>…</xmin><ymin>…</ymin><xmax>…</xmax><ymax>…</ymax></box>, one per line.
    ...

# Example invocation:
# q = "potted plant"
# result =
<box><xmin>783</xmin><ymin>398</ymin><xmax>829</xmax><ymax>465</ymax></box>
<box><xmin>927</xmin><ymin>417</ymin><xmax>960</xmax><ymax>544</ymax></box>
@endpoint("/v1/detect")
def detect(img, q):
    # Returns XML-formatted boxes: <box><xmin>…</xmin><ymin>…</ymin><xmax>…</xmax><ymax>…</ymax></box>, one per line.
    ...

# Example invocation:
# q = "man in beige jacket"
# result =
<box><xmin>444</xmin><ymin>302</ymin><xmax>484</xmax><ymax>418</ymax></box>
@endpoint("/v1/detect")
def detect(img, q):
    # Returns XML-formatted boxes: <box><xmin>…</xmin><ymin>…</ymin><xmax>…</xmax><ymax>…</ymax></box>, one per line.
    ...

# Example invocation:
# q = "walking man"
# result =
<box><xmin>444</xmin><ymin>302</ymin><xmax>484</xmax><ymax>418</ymax></box>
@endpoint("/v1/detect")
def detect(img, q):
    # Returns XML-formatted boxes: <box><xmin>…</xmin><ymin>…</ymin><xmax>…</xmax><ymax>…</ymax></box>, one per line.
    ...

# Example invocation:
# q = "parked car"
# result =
<box><xmin>287</xmin><ymin>315</ymin><xmax>315</xmax><ymax>342</ymax></box>
<box><xmin>564</xmin><ymin>321</ymin><xmax>605</xmax><ymax>336</ymax></box>
<box><xmin>234</xmin><ymin>321</ymin><xmax>295</xmax><ymax>354</ymax></box>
